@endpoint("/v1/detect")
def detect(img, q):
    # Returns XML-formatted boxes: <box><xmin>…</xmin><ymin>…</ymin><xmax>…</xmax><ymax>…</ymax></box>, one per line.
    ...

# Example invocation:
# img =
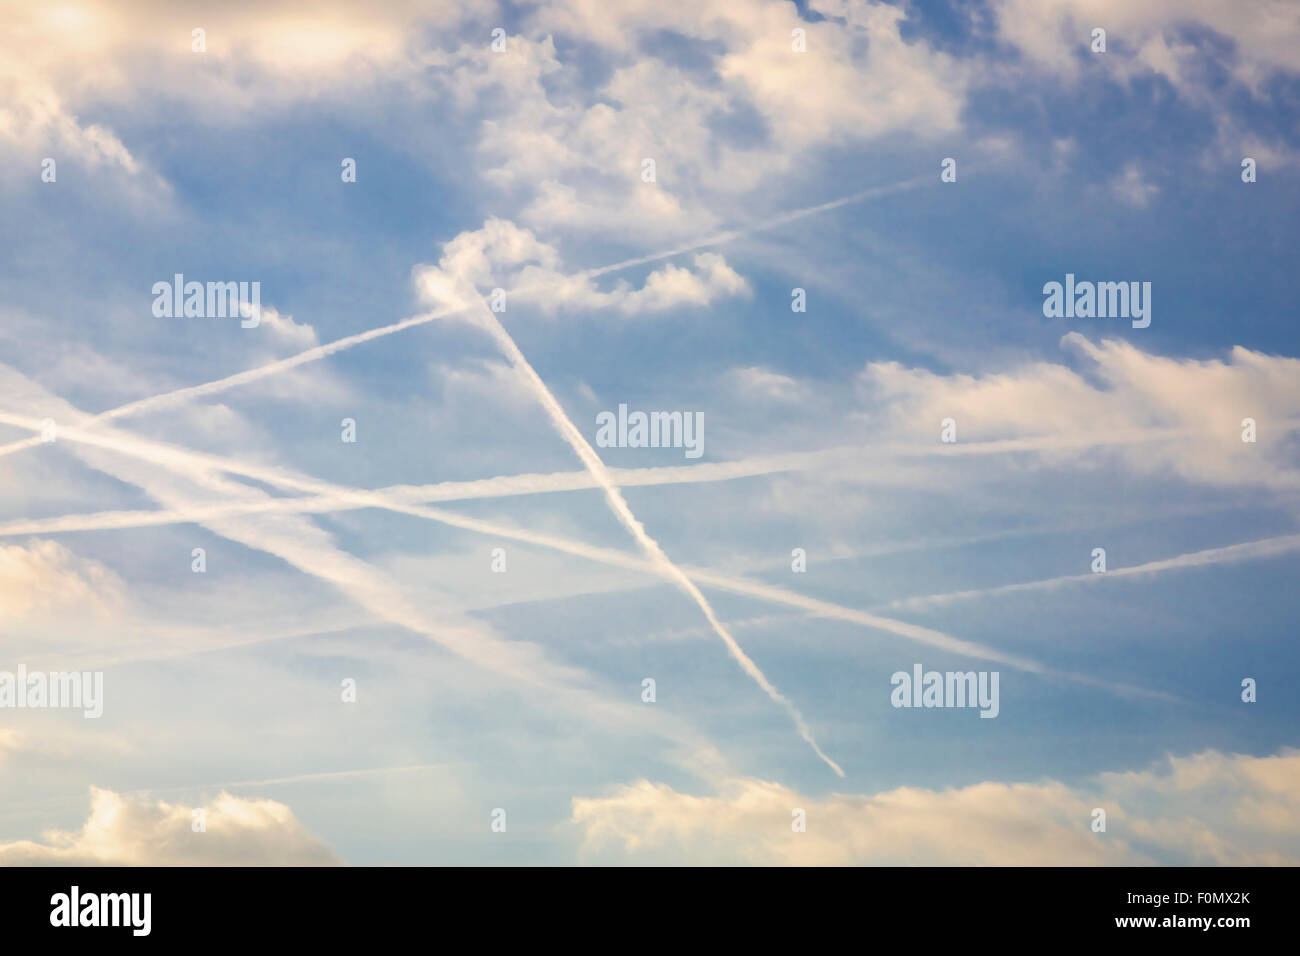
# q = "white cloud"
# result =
<box><xmin>726</xmin><ymin>366</ymin><xmax>808</xmax><ymax>403</ymax></box>
<box><xmin>986</xmin><ymin>0</ymin><xmax>1300</xmax><ymax>173</ymax></box>
<box><xmin>856</xmin><ymin>333</ymin><xmax>1300</xmax><ymax>489</ymax></box>
<box><xmin>0</xmin><ymin>787</ymin><xmax>341</xmax><ymax>865</ymax></box>
<box><xmin>413</xmin><ymin>218</ymin><xmax>750</xmax><ymax>316</ymax></box>
<box><xmin>421</xmin><ymin>1</ymin><xmax>969</xmax><ymax>239</ymax></box>
<box><xmin>618</xmin><ymin>253</ymin><xmax>750</xmax><ymax>314</ymax></box>
<box><xmin>721</xmin><ymin>0</ymin><xmax>967</xmax><ymax>146</ymax></box>
<box><xmin>0</xmin><ymin>65</ymin><xmax>140</xmax><ymax>173</ymax></box>
<box><xmin>994</xmin><ymin>0</ymin><xmax>1300</xmax><ymax>82</ymax></box>
<box><xmin>0</xmin><ymin>0</ymin><xmax>486</xmax><ymax>185</ymax></box>
<box><xmin>573</xmin><ymin>747</ymin><xmax>1300</xmax><ymax>865</ymax></box>
<box><xmin>1110</xmin><ymin>162</ymin><xmax>1159</xmax><ymax>208</ymax></box>
<box><xmin>253</xmin><ymin>306</ymin><xmax>318</xmax><ymax>351</ymax></box>
<box><xmin>0</xmin><ymin>539</ymin><xmax>123</xmax><ymax>620</ymax></box>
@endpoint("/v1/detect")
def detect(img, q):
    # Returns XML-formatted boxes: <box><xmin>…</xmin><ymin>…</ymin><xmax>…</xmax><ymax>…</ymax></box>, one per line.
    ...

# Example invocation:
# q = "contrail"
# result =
<box><xmin>126</xmin><ymin>763</ymin><xmax>450</xmax><ymax>796</ymax></box>
<box><xmin>0</xmin><ymin>765</ymin><xmax>447</xmax><ymax>821</ymax></box>
<box><xmin>0</xmin><ymin>406</ymin><xmax>1263</xmax><ymax>699</ymax></box>
<box><xmin>0</xmin><ymin>409</ymin><xmax>1166</xmax><ymax>699</ymax></box>
<box><xmin>566</xmin><ymin>173</ymin><xmax>933</xmax><ymax>283</ymax></box>
<box><xmin>877</xmin><ymin>533</ymin><xmax>1300</xmax><ymax>612</ymax></box>
<box><xmin>0</xmin><ymin>174</ymin><xmax>924</xmax><ymax>782</ymax></box>
<box><xmin>0</xmin><ymin>398</ymin><xmax>726</xmax><ymax>775</ymax></box>
<box><xmin>0</xmin><ymin>424</ymin><xmax>1253</xmax><ymax>539</ymax></box>
<box><xmin>453</xmin><ymin>286</ymin><xmax>847</xmax><ymax>776</ymax></box>
<box><xmin>0</xmin><ymin>304</ymin><xmax>457</xmax><ymax>461</ymax></box>
<box><xmin>0</xmin><ymin>449</ymin><xmax>840</xmax><ymax>537</ymax></box>
<box><xmin>0</xmin><ymin>174</ymin><xmax>933</xmax><ymax>463</ymax></box>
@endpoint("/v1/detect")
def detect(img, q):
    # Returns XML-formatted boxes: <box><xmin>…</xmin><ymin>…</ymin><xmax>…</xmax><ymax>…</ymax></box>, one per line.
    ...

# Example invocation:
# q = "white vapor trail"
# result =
<box><xmin>0</xmin><ymin>396</ymin><xmax>727</xmax><ymax>777</ymax></box>
<box><xmin>0</xmin><ymin>449</ymin><xmax>838</xmax><ymax>537</ymax></box>
<box><xmin>0</xmin><ymin>423</ymin><xmax>1238</xmax><ymax>540</ymax></box>
<box><xmin>0</xmin><ymin>175</ymin><xmax>932</xmax><ymax>463</ymax></box>
<box><xmin>455</xmin><ymin>287</ymin><xmax>847</xmax><ymax>775</ymax></box>
<box><xmin>0</xmin><ymin>408</ymin><xmax>1117</xmax><ymax>692</ymax></box>
<box><xmin>877</xmin><ymin>533</ymin><xmax>1300</xmax><ymax>612</ymax></box>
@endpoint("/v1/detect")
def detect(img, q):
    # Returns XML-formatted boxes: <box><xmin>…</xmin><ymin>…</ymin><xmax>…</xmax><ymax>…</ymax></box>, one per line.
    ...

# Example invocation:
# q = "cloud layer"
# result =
<box><xmin>0</xmin><ymin>787</ymin><xmax>340</xmax><ymax>865</ymax></box>
<box><xmin>574</xmin><ymin>748</ymin><xmax>1300</xmax><ymax>865</ymax></box>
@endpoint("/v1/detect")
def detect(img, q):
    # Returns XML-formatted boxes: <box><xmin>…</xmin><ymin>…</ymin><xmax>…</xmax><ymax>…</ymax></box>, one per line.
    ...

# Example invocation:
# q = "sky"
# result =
<box><xmin>0</xmin><ymin>0</ymin><xmax>1298</xmax><ymax>865</ymax></box>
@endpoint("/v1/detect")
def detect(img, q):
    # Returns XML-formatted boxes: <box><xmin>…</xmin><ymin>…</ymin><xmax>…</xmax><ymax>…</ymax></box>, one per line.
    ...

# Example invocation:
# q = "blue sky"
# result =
<box><xmin>1</xmin><ymin>0</ymin><xmax>1298</xmax><ymax>865</ymax></box>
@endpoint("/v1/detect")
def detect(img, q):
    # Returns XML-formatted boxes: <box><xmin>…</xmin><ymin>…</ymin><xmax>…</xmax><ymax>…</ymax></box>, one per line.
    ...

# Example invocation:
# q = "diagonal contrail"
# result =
<box><xmin>0</xmin><ymin>394</ymin><xmax>727</xmax><ymax>775</ymax></box>
<box><xmin>875</xmin><ymin>532</ymin><xmax>1300</xmax><ymax>612</ymax></box>
<box><xmin>0</xmin><ymin>406</ymin><xmax>1179</xmax><ymax>700</ymax></box>
<box><xmin>0</xmin><ymin>422</ymin><xmax>1264</xmax><ymax>539</ymax></box>
<box><xmin>450</xmin><ymin>282</ymin><xmax>846</xmax><ymax>775</ymax></box>
<box><xmin>0</xmin><ymin>174</ymin><xmax>933</xmax><ymax>463</ymax></box>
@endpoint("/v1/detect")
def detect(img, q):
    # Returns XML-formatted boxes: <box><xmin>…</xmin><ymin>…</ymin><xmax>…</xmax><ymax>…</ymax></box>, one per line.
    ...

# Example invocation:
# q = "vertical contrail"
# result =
<box><xmin>457</xmin><ymin>289</ymin><xmax>846</xmax><ymax>776</ymax></box>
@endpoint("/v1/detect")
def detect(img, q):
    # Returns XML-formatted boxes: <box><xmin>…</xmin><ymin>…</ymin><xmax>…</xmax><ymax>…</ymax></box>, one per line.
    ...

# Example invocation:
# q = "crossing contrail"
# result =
<box><xmin>453</xmin><ymin>284</ymin><xmax>846</xmax><ymax>775</ymax></box>
<box><xmin>0</xmin><ymin>343</ymin><xmax>1180</xmax><ymax>749</ymax></box>
<box><xmin>0</xmin><ymin>174</ymin><xmax>933</xmax><ymax>463</ymax></box>
<box><xmin>0</xmin><ymin>447</ymin><xmax>851</xmax><ymax>536</ymax></box>
<box><xmin>0</xmin><ymin>393</ymin><xmax>1169</xmax><ymax>703</ymax></box>
<box><xmin>0</xmin><ymin>399</ymin><xmax>728</xmax><ymax>777</ymax></box>
<box><xmin>0</xmin><ymin>417</ymin><xmax>1250</xmax><ymax>539</ymax></box>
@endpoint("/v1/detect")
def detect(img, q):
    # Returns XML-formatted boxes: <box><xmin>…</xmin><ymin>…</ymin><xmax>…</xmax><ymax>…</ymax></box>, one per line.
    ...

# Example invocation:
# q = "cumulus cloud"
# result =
<box><xmin>572</xmin><ymin>747</ymin><xmax>1300</xmax><ymax>865</ymax></box>
<box><xmin>0</xmin><ymin>787</ymin><xmax>341</xmax><ymax>865</ymax></box>
<box><xmin>413</xmin><ymin>218</ymin><xmax>750</xmax><ymax>316</ymax></box>
<box><xmin>994</xmin><ymin>0</ymin><xmax>1300</xmax><ymax>85</ymax></box>
<box><xmin>252</xmin><ymin>306</ymin><xmax>319</xmax><ymax>351</ymax></box>
<box><xmin>0</xmin><ymin>0</ymin><xmax>475</xmax><ymax>106</ymax></box>
<box><xmin>0</xmin><ymin>66</ymin><xmax>140</xmax><ymax>173</ymax></box>
<box><xmin>719</xmin><ymin>0</ymin><xmax>967</xmax><ymax>146</ymax></box>
<box><xmin>415</xmin><ymin>1</ymin><xmax>969</xmax><ymax>239</ymax></box>
<box><xmin>0</xmin><ymin>0</ymin><xmax>483</xmax><ymax>189</ymax></box>
<box><xmin>617</xmin><ymin>253</ymin><xmax>750</xmax><ymax>314</ymax></box>
<box><xmin>991</xmin><ymin>0</ymin><xmax>1300</xmax><ymax>167</ymax></box>
<box><xmin>856</xmin><ymin>333</ymin><xmax>1300</xmax><ymax>489</ymax></box>
<box><xmin>9</xmin><ymin>0</ymin><xmax>1293</xmax><ymax>224</ymax></box>
<box><xmin>0</xmin><ymin>540</ymin><xmax>124</xmax><ymax>620</ymax></box>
